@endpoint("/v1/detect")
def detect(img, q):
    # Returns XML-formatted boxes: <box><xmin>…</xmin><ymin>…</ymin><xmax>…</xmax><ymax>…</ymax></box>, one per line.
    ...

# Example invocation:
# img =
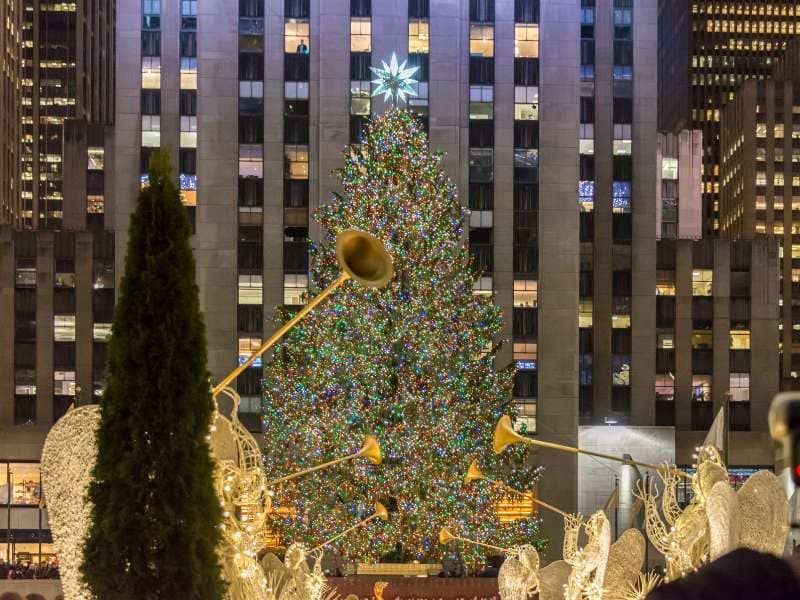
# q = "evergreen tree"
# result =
<box><xmin>83</xmin><ymin>151</ymin><xmax>225</xmax><ymax>598</ymax></box>
<box><xmin>263</xmin><ymin>111</ymin><xmax>544</xmax><ymax>562</ymax></box>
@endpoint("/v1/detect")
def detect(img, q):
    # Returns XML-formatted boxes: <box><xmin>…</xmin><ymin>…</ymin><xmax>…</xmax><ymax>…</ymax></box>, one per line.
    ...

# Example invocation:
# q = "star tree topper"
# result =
<box><xmin>370</xmin><ymin>53</ymin><xmax>419</xmax><ymax>107</ymax></box>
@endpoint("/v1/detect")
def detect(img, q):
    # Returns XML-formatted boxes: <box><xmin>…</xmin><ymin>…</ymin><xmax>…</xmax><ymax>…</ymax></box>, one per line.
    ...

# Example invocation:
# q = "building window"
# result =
<box><xmin>409</xmin><ymin>19</ymin><xmax>429</xmax><ymax>54</ymax></box>
<box><xmin>350</xmin><ymin>81</ymin><xmax>371</xmax><ymax>116</ymax></box>
<box><xmin>54</xmin><ymin>316</ymin><xmax>76</xmax><ymax>342</ymax></box>
<box><xmin>54</xmin><ymin>371</ymin><xmax>76</xmax><ymax>396</ymax></box>
<box><xmin>692</xmin><ymin>375</ymin><xmax>711</xmax><ymax>402</ymax></box>
<box><xmin>351</xmin><ymin>17</ymin><xmax>371</xmax><ymax>52</ymax></box>
<box><xmin>729</xmin><ymin>372</ymin><xmax>750</xmax><ymax>402</ymax></box>
<box><xmin>692</xmin><ymin>269</ymin><xmax>712</xmax><ymax>296</ymax></box>
<box><xmin>141</xmin><ymin>115</ymin><xmax>161</xmax><ymax>147</ymax></box>
<box><xmin>141</xmin><ymin>58</ymin><xmax>161</xmax><ymax>89</ymax></box>
<box><xmin>285</xmin><ymin>19</ymin><xmax>310</xmax><ymax>53</ymax></box>
<box><xmin>284</xmin><ymin>274</ymin><xmax>309</xmax><ymax>305</ymax></box>
<box><xmin>513</xmin><ymin>279</ymin><xmax>537</xmax><ymax>307</ymax></box>
<box><xmin>284</xmin><ymin>145</ymin><xmax>309</xmax><ymax>179</ymax></box>
<box><xmin>238</xmin><ymin>337</ymin><xmax>261</xmax><ymax>366</ymax></box>
<box><xmin>514</xmin><ymin>86</ymin><xmax>538</xmax><ymax>120</ymax></box>
<box><xmin>612</xmin><ymin>355</ymin><xmax>630</xmax><ymax>386</ymax></box>
<box><xmin>579</xmin><ymin>298</ymin><xmax>593</xmax><ymax>328</ymax></box>
<box><xmin>470</xmin><ymin>24</ymin><xmax>494</xmax><ymax>58</ymax></box>
<box><xmin>661</xmin><ymin>157</ymin><xmax>678</xmax><ymax>180</ymax></box>
<box><xmin>514</xmin><ymin>24</ymin><xmax>538</xmax><ymax>58</ymax></box>
<box><xmin>655</xmin><ymin>374</ymin><xmax>674</xmax><ymax>402</ymax></box>
<box><xmin>730</xmin><ymin>330</ymin><xmax>750</xmax><ymax>350</ymax></box>
<box><xmin>180</xmin><ymin>58</ymin><xmax>198</xmax><ymax>89</ymax></box>
<box><xmin>692</xmin><ymin>330</ymin><xmax>712</xmax><ymax>349</ymax></box>
<box><xmin>238</xmin><ymin>274</ymin><xmax>263</xmax><ymax>305</ymax></box>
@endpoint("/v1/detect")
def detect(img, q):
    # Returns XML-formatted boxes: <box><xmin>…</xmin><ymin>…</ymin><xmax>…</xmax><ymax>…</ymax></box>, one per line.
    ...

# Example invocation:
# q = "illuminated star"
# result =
<box><xmin>370</xmin><ymin>53</ymin><xmax>419</xmax><ymax>105</ymax></box>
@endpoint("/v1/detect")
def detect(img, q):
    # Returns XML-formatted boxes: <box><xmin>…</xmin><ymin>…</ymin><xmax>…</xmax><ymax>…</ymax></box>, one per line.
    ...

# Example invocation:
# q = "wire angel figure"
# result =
<box><xmin>562</xmin><ymin>510</ymin><xmax>611</xmax><ymax>600</ymax></box>
<box><xmin>498</xmin><ymin>544</ymin><xmax>541</xmax><ymax>600</ymax></box>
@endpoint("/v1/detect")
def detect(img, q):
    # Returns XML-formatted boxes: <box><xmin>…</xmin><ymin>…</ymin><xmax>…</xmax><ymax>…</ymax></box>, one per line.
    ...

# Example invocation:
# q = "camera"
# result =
<box><xmin>768</xmin><ymin>392</ymin><xmax>800</xmax><ymax>485</ymax></box>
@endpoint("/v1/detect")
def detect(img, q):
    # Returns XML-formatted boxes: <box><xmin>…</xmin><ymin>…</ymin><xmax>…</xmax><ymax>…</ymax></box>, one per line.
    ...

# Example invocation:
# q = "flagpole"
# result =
<box><xmin>724</xmin><ymin>390</ymin><xmax>731</xmax><ymax>466</ymax></box>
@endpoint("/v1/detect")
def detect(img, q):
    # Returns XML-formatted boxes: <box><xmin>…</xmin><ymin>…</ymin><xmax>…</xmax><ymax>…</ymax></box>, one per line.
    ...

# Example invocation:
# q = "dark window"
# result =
<box><xmin>142</xmin><ymin>31</ymin><xmax>160</xmax><ymax>57</ymax></box>
<box><xmin>350</xmin><ymin>52</ymin><xmax>371</xmax><ymax>80</ymax></box>
<box><xmin>351</xmin><ymin>0</ymin><xmax>371</xmax><ymax>17</ymax></box>
<box><xmin>657</xmin><ymin>240</ymin><xmax>676</xmax><ymax>269</ymax></box>
<box><xmin>285</xmin><ymin>54</ymin><xmax>310</xmax><ymax>81</ymax></box>
<box><xmin>612</xmin><ymin>213</ymin><xmax>632</xmax><ymax>240</ymax></box>
<box><xmin>239</xmin><ymin>53</ymin><xmax>264</xmax><ymax>80</ymax></box>
<box><xmin>580</xmin><ymin>97</ymin><xmax>595</xmax><ymax>123</ymax></box>
<box><xmin>350</xmin><ymin>115</ymin><xmax>369</xmax><ymax>144</ymax></box>
<box><xmin>54</xmin><ymin>343</ymin><xmax>76</xmax><ymax>369</ymax></box>
<box><xmin>14</xmin><ymin>396</ymin><xmax>36</xmax><ymax>425</ymax></box>
<box><xmin>513</xmin><ymin>308</ymin><xmax>537</xmax><ymax>339</ymax></box>
<box><xmin>514</xmin><ymin>246</ymin><xmax>537</xmax><ymax>274</ymax></box>
<box><xmin>470</xmin><ymin>0</ymin><xmax>494</xmax><ymax>22</ymax></box>
<box><xmin>179</xmin><ymin>149</ymin><xmax>196</xmax><ymax>175</ymax></box>
<box><xmin>409</xmin><ymin>0</ymin><xmax>429</xmax><ymax>19</ymax></box>
<box><xmin>613</xmin><ymin>155</ymin><xmax>632</xmax><ymax>181</ymax></box>
<box><xmin>730</xmin><ymin>272</ymin><xmax>750</xmax><ymax>297</ymax></box>
<box><xmin>513</xmin><ymin>371</ymin><xmax>537</xmax><ymax>398</ymax></box>
<box><xmin>514</xmin><ymin>183</ymin><xmax>538</xmax><ymax>210</ymax></box>
<box><xmin>692</xmin><ymin>239</ymin><xmax>714</xmax><ymax>267</ymax></box>
<box><xmin>284</xmin><ymin>240</ymin><xmax>309</xmax><ymax>273</ymax></box>
<box><xmin>580</xmin><ymin>155</ymin><xmax>594</xmax><ymax>180</ymax></box>
<box><xmin>613</xmin><ymin>40</ymin><xmax>633</xmax><ymax>66</ymax></box>
<box><xmin>730</xmin><ymin>402</ymin><xmax>750</xmax><ymax>431</ymax></box>
<box><xmin>692</xmin><ymin>401</ymin><xmax>714</xmax><ymax>431</ymax></box>
<box><xmin>54</xmin><ymin>289</ymin><xmax>76</xmax><ymax>314</ymax></box>
<box><xmin>580</xmin><ymin>40</ymin><xmax>595</xmax><ymax>66</ymax></box>
<box><xmin>470</xmin><ymin>243</ymin><xmax>493</xmax><ymax>273</ymax></box>
<box><xmin>469</xmin><ymin>120</ymin><xmax>494</xmax><ymax>147</ymax></box>
<box><xmin>239</xmin><ymin>178</ymin><xmax>264</xmax><ymax>207</ymax></box>
<box><xmin>612</xmin><ymin>329</ymin><xmax>631</xmax><ymax>353</ymax></box>
<box><xmin>656</xmin><ymin>296</ymin><xmax>675</xmax><ymax>328</ymax></box>
<box><xmin>514</xmin><ymin>58</ymin><xmax>538</xmax><ymax>86</ymax></box>
<box><xmin>580</xmin><ymin>267</ymin><xmax>593</xmax><ymax>295</ymax></box>
<box><xmin>469</xmin><ymin>183</ymin><xmax>494</xmax><ymax>210</ymax></box>
<box><xmin>238</xmin><ymin>304</ymin><xmax>263</xmax><ymax>333</ymax></box>
<box><xmin>692</xmin><ymin>349</ymin><xmax>713</xmax><ymax>374</ymax></box>
<box><xmin>141</xmin><ymin>90</ymin><xmax>161</xmax><ymax>115</ymax></box>
<box><xmin>239</xmin><ymin>115</ymin><xmax>264</xmax><ymax>143</ymax></box>
<box><xmin>613</xmin><ymin>97</ymin><xmax>632</xmax><ymax>123</ymax></box>
<box><xmin>284</xmin><ymin>0</ymin><xmax>309</xmax><ymax>19</ymax></box>
<box><xmin>656</xmin><ymin>348</ymin><xmax>674</xmax><ymax>372</ymax></box>
<box><xmin>579</xmin><ymin>329</ymin><xmax>592</xmax><ymax>353</ymax></box>
<box><xmin>730</xmin><ymin>350</ymin><xmax>750</xmax><ymax>372</ymax></box>
<box><xmin>407</xmin><ymin>53</ymin><xmax>429</xmax><ymax>81</ymax></box>
<box><xmin>514</xmin><ymin>121</ymin><xmax>538</xmax><ymax>148</ymax></box>
<box><xmin>470</xmin><ymin>57</ymin><xmax>495</xmax><ymax>85</ymax></box>
<box><xmin>54</xmin><ymin>397</ymin><xmax>72</xmax><ymax>423</ymax></box>
<box><xmin>655</xmin><ymin>400</ymin><xmax>674</xmax><ymax>426</ymax></box>
<box><xmin>514</xmin><ymin>0</ymin><xmax>539</xmax><ymax>23</ymax></box>
<box><xmin>731</xmin><ymin>241</ymin><xmax>752</xmax><ymax>270</ymax></box>
<box><xmin>238</xmin><ymin>366</ymin><xmax>262</xmax><ymax>395</ymax></box>
<box><xmin>284</xmin><ymin>180</ymin><xmax>309</xmax><ymax>208</ymax></box>
<box><xmin>180</xmin><ymin>32</ymin><xmax>197</xmax><ymax>57</ymax></box>
<box><xmin>241</xmin><ymin>0</ymin><xmax>265</xmax><ymax>17</ymax></box>
<box><xmin>180</xmin><ymin>90</ymin><xmax>197</xmax><ymax>116</ymax></box>
<box><xmin>285</xmin><ymin>115</ymin><xmax>309</xmax><ymax>145</ymax></box>
<box><xmin>93</xmin><ymin>289</ymin><xmax>114</xmax><ymax>322</ymax></box>
<box><xmin>611</xmin><ymin>386</ymin><xmax>631</xmax><ymax>413</ymax></box>
<box><xmin>238</xmin><ymin>227</ymin><xmax>264</xmax><ymax>270</ymax></box>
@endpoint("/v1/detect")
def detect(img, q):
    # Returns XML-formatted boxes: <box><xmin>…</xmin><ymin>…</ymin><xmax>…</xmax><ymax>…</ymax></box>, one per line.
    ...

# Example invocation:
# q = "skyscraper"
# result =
<box><xmin>658</xmin><ymin>0</ymin><xmax>799</xmax><ymax>235</ymax></box>
<box><xmin>1</xmin><ymin>0</ymin><xmax>22</xmax><ymax>226</ymax></box>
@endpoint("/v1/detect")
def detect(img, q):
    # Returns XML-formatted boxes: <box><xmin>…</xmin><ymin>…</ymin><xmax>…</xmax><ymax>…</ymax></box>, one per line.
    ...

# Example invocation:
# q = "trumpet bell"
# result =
<box><xmin>375</xmin><ymin>501</ymin><xmax>389</xmax><ymax>522</ymax></box>
<box><xmin>336</xmin><ymin>230</ymin><xmax>394</xmax><ymax>289</ymax></box>
<box><xmin>465</xmin><ymin>459</ymin><xmax>485</xmax><ymax>483</ymax></box>
<box><xmin>493</xmin><ymin>415</ymin><xmax>528</xmax><ymax>454</ymax></box>
<box><xmin>438</xmin><ymin>527</ymin><xmax>456</xmax><ymax>545</ymax></box>
<box><xmin>358</xmin><ymin>435</ymin><xmax>382</xmax><ymax>465</ymax></box>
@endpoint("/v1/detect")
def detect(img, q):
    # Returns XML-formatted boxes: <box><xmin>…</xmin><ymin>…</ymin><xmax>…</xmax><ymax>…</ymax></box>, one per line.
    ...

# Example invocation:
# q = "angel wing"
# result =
<box><xmin>736</xmin><ymin>470</ymin><xmax>789</xmax><ymax>555</ymax></box>
<box><xmin>40</xmin><ymin>404</ymin><xmax>102</xmax><ymax>600</ymax></box>
<box><xmin>593</xmin><ymin>514</ymin><xmax>612</xmax><ymax>590</ymax></box>
<box><xmin>603</xmin><ymin>528</ymin><xmax>646</xmax><ymax>600</ymax></box>
<box><xmin>498</xmin><ymin>556</ymin><xmax>534</xmax><ymax>600</ymax></box>
<box><xmin>705</xmin><ymin>480</ymin><xmax>739</xmax><ymax>560</ymax></box>
<box><xmin>538</xmin><ymin>560</ymin><xmax>571</xmax><ymax>600</ymax></box>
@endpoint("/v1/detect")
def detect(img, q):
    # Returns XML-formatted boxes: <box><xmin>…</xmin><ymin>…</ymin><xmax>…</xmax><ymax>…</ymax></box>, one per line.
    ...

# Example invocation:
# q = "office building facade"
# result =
<box><xmin>720</xmin><ymin>43</ymin><xmax>800</xmax><ymax>389</ymax></box>
<box><xmin>656</xmin><ymin>130</ymin><xmax>703</xmax><ymax>240</ymax></box>
<box><xmin>1</xmin><ymin>0</ymin><xmax>22</xmax><ymax>226</ymax></box>
<box><xmin>658</xmin><ymin>0</ymin><xmax>798</xmax><ymax>235</ymax></box>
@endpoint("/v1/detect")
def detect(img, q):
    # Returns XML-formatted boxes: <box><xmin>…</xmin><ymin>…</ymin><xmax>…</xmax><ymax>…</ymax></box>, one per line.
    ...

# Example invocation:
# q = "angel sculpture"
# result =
<box><xmin>635</xmin><ymin>447</ymin><xmax>727</xmax><ymax>580</ymax></box>
<box><xmin>40</xmin><ymin>404</ymin><xmax>102</xmax><ymax>600</ymax></box>
<box><xmin>537</xmin><ymin>560</ymin><xmax>572</xmax><ymax>600</ymax></box>
<box><xmin>563</xmin><ymin>511</ymin><xmax>611</xmax><ymax>600</ymax></box>
<box><xmin>261</xmin><ymin>543</ymin><xmax>328</xmax><ymax>600</ymax></box>
<box><xmin>602</xmin><ymin>528</ymin><xmax>646</xmax><ymax>600</ymax></box>
<box><xmin>212</xmin><ymin>388</ymin><xmax>273</xmax><ymax>599</ymax></box>
<box><xmin>497</xmin><ymin>544</ymin><xmax>541</xmax><ymax>600</ymax></box>
<box><xmin>705</xmin><ymin>468</ymin><xmax>789</xmax><ymax>560</ymax></box>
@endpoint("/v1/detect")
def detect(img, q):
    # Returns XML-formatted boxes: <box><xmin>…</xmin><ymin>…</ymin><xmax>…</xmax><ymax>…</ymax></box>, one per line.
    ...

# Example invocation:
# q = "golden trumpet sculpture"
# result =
<box><xmin>493</xmin><ymin>416</ymin><xmax>691</xmax><ymax>479</ymax></box>
<box><xmin>465</xmin><ymin>460</ymin><xmax>569</xmax><ymax>518</ymax></box>
<box><xmin>311</xmin><ymin>502</ymin><xmax>390</xmax><ymax>551</ymax></box>
<box><xmin>265</xmin><ymin>435</ymin><xmax>382</xmax><ymax>487</ymax></box>
<box><xmin>438</xmin><ymin>527</ymin><xmax>508</xmax><ymax>553</ymax></box>
<box><xmin>212</xmin><ymin>230</ymin><xmax>394</xmax><ymax>396</ymax></box>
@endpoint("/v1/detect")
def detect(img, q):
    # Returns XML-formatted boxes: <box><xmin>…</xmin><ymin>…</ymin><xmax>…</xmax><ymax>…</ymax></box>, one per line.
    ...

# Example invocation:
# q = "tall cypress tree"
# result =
<box><xmin>82</xmin><ymin>151</ymin><xmax>224</xmax><ymax>598</ymax></box>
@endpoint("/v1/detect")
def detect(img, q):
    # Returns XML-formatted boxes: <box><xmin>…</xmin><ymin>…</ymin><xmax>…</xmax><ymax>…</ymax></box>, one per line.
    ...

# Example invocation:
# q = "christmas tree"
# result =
<box><xmin>82</xmin><ymin>151</ymin><xmax>225</xmax><ymax>598</ymax></box>
<box><xmin>263</xmin><ymin>110</ymin><xmax>544</xmax><ymax>561</ymax></box>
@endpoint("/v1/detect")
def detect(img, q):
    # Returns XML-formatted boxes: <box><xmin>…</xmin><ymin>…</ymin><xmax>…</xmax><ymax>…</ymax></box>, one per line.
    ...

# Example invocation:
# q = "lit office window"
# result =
<box><xmin>351</xmin><ymin>17</ymin><xmax>371</xmax><ymax>52</ymax></box>
<box><xmin>730</xmin><ymin>330</ymin><xmax>750</xmax><ymax>350</ymax></box>
<box><xmin>238</xmin><ymin>274</ymin><xmax>263</xmax><ymax>305</ymax></box>
<box><xmin>141</xmin><ymin>58</ymin><xmax>161</xmax><ymax>89</ymax></box>
<box><xmin>54</xmin><ymin>371</ymin><xmax>76</xmax><ymax>396</ymax></box>
<box><xmin>180</xmin><ymin>58</ymin><xmax>198</xmax><ymax>90</ymax></box>
<box><xmin>469</xmin><ymin>24</ymin><xmax>494</xmax><ymax>57</ymax></box>
<box><xmin>514</xmin><ymin>24</ymin><xmax>539</xmax><ymax>58</ymax></box>
<box><xmin>409</xmin><ymin>19</ymin><xmax>429</xmax><ymax>54</ymax></box>
<box><xmin>285</xmin><ymin>145</ymin><xmax>309</xmax><ymax>179</ymax></box>
<box><xmin>513</xmin><ymin>280</ymin><xmax>537</xmax><ymax>307</ymax></box>
<box><xmin>141</xmin><ymin>115</ymin><xmax>161</xmax><ymax>147</ymax></box>
<box><xmin>729</xmin><ymin>373</ymin><xmax>750</xmax><ymax>401</ymax></box>
<box><xmin>692</xmin><ymin>269</ymin><xmax>713</xmax><ymax>296</ymax></box>
<box><xmin>284</xmin><ymin>274</ymin><xmax>309</xmax><ymax>305</ymax></box>
<box><xmin>692</xmin><ymin>375</ymin><xmax>711</xmax><ymax>402</ymax></box>
<box><xmin>285</xmin><ymin>19</ymin><xmax>310</xmax><ymax>53</ymax></box>
<box><xmin>514</xmin><ymin>86</ymin><xmax>538</xmax><ymax>120</ymax></box>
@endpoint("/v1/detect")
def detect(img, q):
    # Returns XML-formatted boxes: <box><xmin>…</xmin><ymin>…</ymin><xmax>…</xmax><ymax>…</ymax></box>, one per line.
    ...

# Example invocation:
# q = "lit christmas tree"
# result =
<box><xmin>263</xmin><ymin>110</ymin><xmax>544</xmax><ymax>561</ymax></box>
